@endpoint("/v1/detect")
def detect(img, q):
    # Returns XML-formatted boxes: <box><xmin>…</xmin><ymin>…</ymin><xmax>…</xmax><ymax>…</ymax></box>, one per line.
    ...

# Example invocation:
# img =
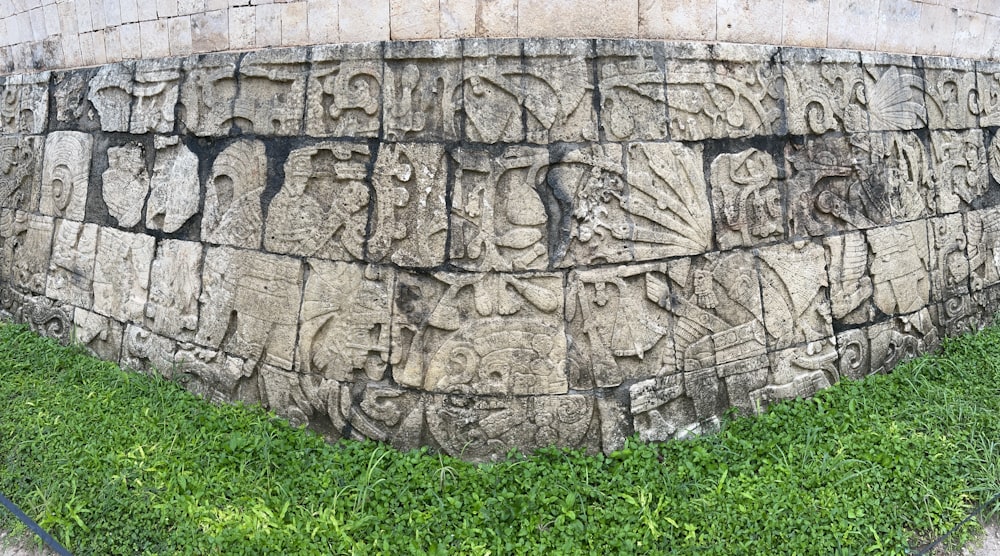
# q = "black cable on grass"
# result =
<box><xmin>0</xmin><ymin>491</ymin><xmax>72</xmax><ymax>556</ymax></box>
<box><xmin>912</xmin><ymin>490</ymin><xmax>1000</xmax><ymax>555</ymax></box>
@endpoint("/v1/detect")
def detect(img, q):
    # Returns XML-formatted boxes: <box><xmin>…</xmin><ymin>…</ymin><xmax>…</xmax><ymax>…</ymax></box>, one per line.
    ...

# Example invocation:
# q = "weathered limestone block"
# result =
<box><xmin>596</xmin><ymin>40</ymin><xmax>668</xmax><ymax>141</ymax></box>
<box><xmin>931</xmin><ymin>129</ymin><xmax>989</xmax><ymax>213</ymax></box>
<box><xmin>849</xmin><ymin>54</ymin><xmax>927</xmax><ymax>133</ymax></box>
<box><xmin>851</xmin><ymin>132</ymin><xmax>933</xmax><ymax>223</ymax></box>
<box><xmin>147</xmin><ymin>136</ymin><xmax>199</xmax><ymax>233</ymax></box>
<box><xmin>369</xmin><ymin>143</ymin><xmax>448</xmax><ymax>267</ymax></box>
<box><xmin>566</xmin><ymin>263</ymin><xmax>674</xmax><ymax>389</ymax></box>
<box><xmin>101</xmin><ymin>143</ymin><xmax>149</xmax><ymax>228</ymax></box>
<box><xmin>196</xmin><ymin>247</ymin><xmax>303</xmax><ymax>371</ymax></box>
<box><xmin>392</xmin><ymin>271</ymin><xmax>567</xmax><ymax>396</ymax></box>
<box><xmin>307</xmin><ymin>43</ymin><xmax>382</xmax><ymax>138</ymax></box>
<box><xmin>666</xmin><ymin>43</ymin><xmax>783</xmax><ymax>141</ymax></box>
<box><xmin>867</xmin><ymin>221</ymin><xmax>932</xmax><ymax>316</ymax></box>
<box><xmin>939</xmin><ymin>293</ymin><xmax>981</xmax><ymax>338</ymax></box>
<box><xmin>927</xmin><ymin>214</ymin><xmax>970</xmax><ymax>303</ymax></box>
<box><xmin>710</xmin><ymin>147</ymin><xmax>784</xmax><ymax>249</ymax></box>
<box><xmin>146</xmin><ymin>240</ymin><xmax>202</xmax><ymax>339</ymax></box>
<box><xmin>0</xmin><ymin>72</ymin><xmax>49</xmax><ymax>134</ymax></box>
<box><xmin>73</xmin><ymin>308</ymin><xmax>124</xmax><ymax>362</ymax></box>
<box><xmin>87</xmin><ymin>63</ymin><xmax>134</xmax><ymax>132</ymax></box>
<box><xmin>131</xmin><ymin>59</ymin><xmax>182</xmax><ymax>134</ymax></box>
<box><xmin>5</xmin><ymin>212</ymin><xmax>53</xmax><ymax>294</ymax></box>
<box><xmin>17</xmin><ymin>295</ymin><xmax>72</xmax><ymax>345</ymax></box>
<box><xmin>463</xmin><ymin>39</ymin><xmax>524</xmax><ymax>143</ymax></box>
<box><xmin>46</xmin><ymin>219</ymin><xmax>98</xmax><ymax>308</ymax></box>
<box><xmin>121</xmin><ymin>323</ymin><xmax>176</xmax><ymax>376</ymax></box>
<box><xmin>757</xmin><ymin>241</ymin><xmax>834</xmax><ymax>350</ymax></box>
<box><xmin>234</xmin><ymin>49</ymin><xmax>308</xmax><ymax>136</ymax></box>
<box><xmin>427</xmin><ymin>393</ymin><xmax>596</xmax><ymax>461</ymax></box>
<box><xmin>825</xmin><ymin>232</ymin><xmax>874</xmax><ymax>326</ymax></box>
<box><xmin>40</xmin><ymin>131</ymin><xmax>93</xmax><ymax>222</ymax></box>
<box><xmin>630</xmin><ymin>374</ymin><xmax>690</xmax><ymax>442</ymax></box>
<box><xmin>836</xmin><ymin>328</ymin><xmax>870</xmax><ymax>380</ymax></box>
<box><xmin>523</xmin><ymin>39</ymin><xmax>598</xmax><ymax>143</ymax></box>
<box><xmin>0</xmin><ymin>135</ymin><xmax>41</xmax><ymax>212</ymax></box>
<box><xmin>51</xmin><ymin>68</ymin><xmax>101</xmax><ymax>131</ymax></box>
<box><xmin>754</xmin><ymin>339</ymin><xmax>839</xmax><ymax>407</ymax></box>
<box><xmin>780</xmin><ymin>47</ymin><xmax>864</xmax><ymax>136</ymax></box>
<box><xmin>966</xmin><ymin>207</ymin><xmax>1000</xmax><ymax>291</ymax></box>
<box><xmin>384</xmin><ymin>41</ymin><xmax>462</xmax><ymax>141</ymax></box>
<box><xmin>264</xmin><ymin>142</ymin><xmax>369</xmax><ymax>260</ymax></box>
<box><xmin>923</xmin><ymin>56</ymin><xmax>979</xmax><ymax>131</ymax></box>
<box><xmin>868</xmin><ymin>308</ymin><xmax>940</xmax><ymax>374</ymax></box>
<box><xmin>977</xmin><ymin>61</ymin><xmax>1000</xmax><ymax>128</ymax></box>
<box><xmin>174</xmin><ymin>343</ymin><xmax>250</xmax><ymax>404</ymax></box>
<box><xmin>298</xmin><ymin>261</ymin><xmax>394</xmax><ymax>383</ymax></box>
<box><xmin>93</xmin><ymin>227</ymin><xmax>155</xmax><ymax>323</ymax></box>
<box><xmin>202</xmin><ymin>139</ymin><xmax>267</xmax><ymax>249</ymax></box>
<box><xmin>450</xmin><ymin>145</ymin><xmax>550</xmax><ymax>271</ymax></box>
<box><xmin>180</xmin><ymin>53</ymin><xmax>239</xmax><ymax>136</ymax></box>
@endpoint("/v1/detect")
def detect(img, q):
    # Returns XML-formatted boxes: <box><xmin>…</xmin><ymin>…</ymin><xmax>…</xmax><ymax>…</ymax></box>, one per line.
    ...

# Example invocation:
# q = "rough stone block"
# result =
<box><xmin>0</xmin><ymin>135</ymin><xmax>41</xmax><ymax>212</ymax></box>
<box><xmin>825</xmin><ymin>231</ymin><xmax>874</xmax><ymax>327</ymax></box>
<box><xmin>179</xmin><ymin>52</ymin><xmax>238</xmax><ymax>136</ymax></box>
<box><xmin>73</xmin><ymin>308</ymin><xmax>124</xmax><ymax>363</ymax></box>
<box><xmin>51</xmin><ymin>68</ymin><xmax>101</xmax><ymax>132</ymax></box>
<box><xmin>5</xmin><ymin>211</ymin><xmax>53</xmax><ymax>294</ymax></box>
<box><xmin>522</xmin><ymin>39</ymin><xmax>598</xmax><ymax>143</ymax></box>
<box><xmin>966</xmin><ymin>207</ymin><xmax>1000</xmax><ymax>291</ymax></box>
<box><xmin>147</xmin><ymin>136</ymin><xmax>199</xmax><ymax>233</ymax></box>
<box><xmin>462</xmin><ymin>38</ymin><xmax>524</xmax><ymax>143</ymax></box>
<box><xmin>638</xmin><ymin>0</ymin><xmax>715</xmax><ymax>41</ymax></box>
<box><xmin>101</xmin><ymin>142</ymin><xmax>149</xmax><ymax>228</ymax></box>
<box><xmin>87</xmin><ymin>62</ymin><xmax>133</xmax><ymax>132</ymax></box>
<box><xmin>867</xmin><ymin>220</ymin><xmax>932</xmax><ymax>316</ymax></box>
<box><xmin>0</xmin><ymin>71</ymin><xmax>48</xmax><ymax>134</ymax></box>
<box><xmin>931</xmin><ymin>129</ymin><xmax>990</xmax><ymax>214</ymax></box>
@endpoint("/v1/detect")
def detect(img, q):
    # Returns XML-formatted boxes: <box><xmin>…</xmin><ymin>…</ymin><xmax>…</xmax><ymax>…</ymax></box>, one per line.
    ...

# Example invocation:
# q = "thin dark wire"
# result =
<box><xmin>0</xmin><ymin>491</ymin><xmax>72</xmax><ymax>556</ymax></box>
<box><xmin>912</xmin><ymin>490</ymin><xmax>1000</xmax><ymax>555</ymax></box>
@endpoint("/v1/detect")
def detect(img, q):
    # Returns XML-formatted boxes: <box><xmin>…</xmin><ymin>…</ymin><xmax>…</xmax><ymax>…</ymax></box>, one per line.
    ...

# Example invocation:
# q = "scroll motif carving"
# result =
<box><xmin>18</xmin><ymin>295</ymin><xmax>72</xmax><ymax>345</ymax></box>
<box><xmin>786</xmin><ymin>136</ymin><xmax>875</xmax><ymax>237</ymax></box>
<box><xmin>523</xmin><ymin>39</ymin><xmax>599</xmax><ymax>143</ymax></box>
<box><xmin>0</xmin><ymin>136</ymin><xmax>41</xmax><ymax>212</ymax></box>
<box><xmin>102</xmin><ymin>143</ymin><xmax>149</xmax><ymax>228</ymax></box>
<box><xmin>868</xmin><ymin>309</ymin><xmax>939</xmax><ymax>375</ymax></box>
<box><xmin>754</xmin><ymin>339</ymin><xmax>838</xmax><ymax>407</ymax></box>
<box><xmin>757</xmin><ymin>241</ymin><xmax>833</xmax><ymax>349</ymax></box>
<box><xmin>146</xmin><ymin>240</ymin><xmax>202</xmax><ymax>339</ymax></box>
<box><xmin>978</xmin><ymin>64</ymin><xmax>1000</xmax><ymax>127</ymax></box>
<box><xmin>93</xmin><ymin>227</ymin><xmax>155</xmax><ymax>322</ymax></box>
<box><xmin>46</xmin><ymin>220</ymin><xmax>98</xmax><ymax>308</ymax></box>
<box><xmin>966</xmin><ymin>207</ymin><xmax>1000</xmax><ymax>291</ymax></box>
<box><xmin>40</xmin><ymin>131</ymin><xmax>93</xmax><ymax>222</ymax></box>
<box><xmin>927</xmin><ymin>215</ymin><xmax>969</xmax><ymax>302</ymax></box>
<box><xmin>384</xmin><ymin>41</ymin><xmax>462</xmax><ymax>141</ymax></box>
<box><xmin>7</xmin><ymin>212</ymin><xmax>53</xmax><ymax>294</ymax></box>
<box><xmin>234</xmin><ymin>49</ymin><xmax>308</xmax><ymax>135</ymax></box>
<box><xmin>122</xmin><ymin>324</ymin><xmax>176</xmax><ymax>376</ymax></box>
<box><xmin>307</xmin><ymin>44</ymin><xmax>382</xmax><ymax>138</ymax></box>
<box><xmin>597</xmin><ymin>41</ymin><xmax>667</xmax><ymax>141</ymax></box>
<box><xmin>179</xmin><ymin>53</ymin><xmax>238</xmax><ymax>136</ymax></box>
<box><xmin>710</xmin><ymin>147</ymin><xmax>783</xmax><ymax>249</ymax></box>
<box><xmin>202</xmin><ymin>139</ymin><xmax>267</xmax><ymax>249</ymax></box>
<box><xmin>0</xmin><ymin>72</ymin><xmax>49</xmax><ymax>134</ymax></box>
<box><xmin>780</xmin><ymin>49</ymin><xmax>864</xmax><ymax>135</ymax></box>
<box><xmin>147</xmin><ymin>136</ymin><xmax>200</xmax><ymax>233</ymax></box>
<box><xmin>836</xmin><ymin>329</ymin><xmax>870</xmax><ymax>381</ymax></box>
<box><xmin>867</xmin><ymin>221</ymin><xmax>932</xmax><ymax>316</ymax></box>
<box><xmin>174</xmin><ymin>343</ymin><xmax>250</xmax><ymax>404</ymax></box>
<box><xmin>87</xmin><ymin>63</ymin><xmax>134</xmax><ymax>132</ymax></box>
<box><xmin>130</xmin><ymin>59</ymin><xmax>181</xmax><ymax>134</ymax></box>
<box><xmin>931</xmin><ymin>129</ymin><xmax>988</xmax><ymax>213</ymax></box>
<box><xmin>463</xmin><ymin>40</ymin><xmax>525</xmax><ymax>144</ymax></box>
<box><xmin>923</xmin><ymin>61</ymin><xmax>979</xmax><ymax>130</ymax></box>
<box><xmin>263</xmin><ymin>142</ymin><xmax>370</xmax><ymax>260</ymax></box>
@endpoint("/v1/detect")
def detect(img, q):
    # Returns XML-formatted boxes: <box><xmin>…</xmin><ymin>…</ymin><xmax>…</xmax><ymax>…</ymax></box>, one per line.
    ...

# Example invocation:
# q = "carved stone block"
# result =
<box><xmin>384</xmin><ymin>41</ymin><xmax>462</xmax><ymax>141</ymax></box>
<box><xmin>927</xmin><ymin>214</ymin><xmax>969</xmax><ymax>303</ymax></box>
<box><xmin>523</xmin><ymin>39</ymin><xmax>598</xmax><ymax>143</ymax></box>
<box><xmin>754</xmin><ymin>338</ymin><xmax>838</xmax><ymax>408</ymax></box>
<box><xmin>851</xmin><ymin>55</ymin><xmax>927</xmax><ymax>132</ymax></box>
<box><xmin>666</xmin><ymin>43</ymin><xmax>783</xmax><ymax>141</ymax></box>
<box><xmin>758</xmin><ymin>241</ymin><xmax>834</xmax><ymax>349</ymax></box>
<box><xmin>202</xmin><ymin>139</ymin><xmax>267</xmax><ymax>249</ymax></box>
<box><xmin>450</xmin><ymin>145</ymin><xmax>550</xmax><ymax>271</ymax></box>
<box><xmin>174</xmin><ymin>343</ymin><xmax>250</xmax><ymax>403</ymax></box>
<box><xmin>939</xmin><ymin>293</ymin><xmax>980</xmax><ymax>338</ymax></box>
<box><xmin>101</xmin><ymin>143</ymin><xmax>149</xmax><ymax>228</ymax></box>
<box><xmin>93</xmin><ymin>227</ymin><xmax>155</xmax><ymax>322</ymax></box>
<box><xmin>931</xmin><ymin>129</ymin><xmax>988</xmax><ymax>213</ymax></box>
<box><xmin>850</xmin><ymin>132</ymin><xmax>933</xmax><ymax>223</ymax></box>
<box><xmin>630</xmin><ymin>374</ymin><xmax>690</xmax><ymax>442</ymax></box>
<box><xmin>299</xmin><ymin>261</ymin><xmax>394</xmax><ymax>383</ymax></box>
<box><xmin>780</xmin><ymin>47</ymin><xmax>864</xmax><ymax>136</ymax></box>
<box><xmin>180</xmin><ymin>53</ymin><xmax>238</xmax><ymax>136</ymax></box>
<box><xmin>596</xmin><ymin>40</ymin><xmax>667</xmax><ymax>141</ymax></box>
<box><xmin>0</xmin><ymin>72</ymin><xmax>49</xmax><ymax>134</ymax></box>
<box><xmin>392</xmin><ymin>271</ymin><xmax>567</xmax><ymax>396</ymax></box>
<box><xmin>868</xmin><ymin>308</ymin><xmax>939</xmax><ymax>375</ymax></box>
<box><xmin>966</xmin><ymin>207</ymin><xmax>1000</xmax><ymax>291</ymax></box>
<box><xmin>47</xmin><ymin>219</ymin><xmax>98</xmax><ymax>308</ymax></box>
<box><xmin>0</xmin><ymin>135</ymin><xmax>41</xmax><ymax>212</ymax></box>
<box><xmin>369</xmin><ymin>143</ymin><xmax>448</xmax><ymax>267</ymax></box>
<box><xmin>87</xmin><ymin>63</ymin><xmax>134</xmax><ymax>132</ymax></box>
<box><xmin>121</xmin><ymin>323</ymin><xmax>176</xmax><ymax>376</ymax></box>
<box><xmin>264</xmin><ymin>142</ymin><xmax>369</xmax><ymax>260</ymax></box>
<box><xmin>836</xmin><ymin>328</ymin><xmax>870</xmax><ymax>380</ymax></box>
<box><xmin>825</xmin><ymin>232</ymin><xmax>874</xmax><ymax>326</ymax></box>
<box><xmin>196</xmin><ymin>247</ymin><xmax>303</xmax><ymax>370</ymax></box>
<box><xmin>923</xmin><ymin>57</ymin><xmax>979</xmax><ymax>131</ymax></box>
<box><xmin>18</xmin><ymin>295</ymin><xmax>72</xmax><ymax>345</ymax></box>
<box><xmin>73</xmin><ymin>308</ymin><xmax>124</xmax><ymax>362</ymax></box>
<box><xmin>5</xmin><ymin>212</ymin><xmax>53</xmax><ymax>294</ymax></box>
<box><xmin>147</xmin><ymin>136</ymin><xmax>199</xmax><ymax>233</ymax></box>
<box><xmin>40</xmin><ymin>131</ymin><xmax>93</xmax><ymax>222</ymax></box>
<box><xmin>867</xmin><ymin>221</ymin><xmax>932</xmax><ymax>316</ymax></box>
<box><xmin>51</xmin><ymin>68</ymin><xmax>101</xmax><ymax>131</ymax></box>
<box><xmin>147</xmin><ymin>240</ymin><xmax>202</xmax><ymax>339</ymax></box>
<box><xmin>977</xmin><ymin>61</ymin><xmax>1000</xmax><ymax>128</ymax></box>
<box><xmin>306</xmin><ymin>43</ymin><xmax>382</xmax><ymax>138</ymax></box>
<box><xmin>463</xmin><ymin>39</ymin><xmax>524</xmax><ymax>144</ymax></box>
<box><xmin>130</xmin><ymin>58</ymin><xmax>182</xmax><ymax>134</ymax></box>
<box><xmin>234</xmin><ymin>48</ymin><xmax>308</xmax><ymax>136</ymax></box>
<box><xmin>710</xmin><ymin>147</ymin><xmax>784</xmax><ymax>249</ymax></box>
<box><xmin>567</xmin><ymin>264</ymin><xmax>675</xmax><ymax>388</ymax></box>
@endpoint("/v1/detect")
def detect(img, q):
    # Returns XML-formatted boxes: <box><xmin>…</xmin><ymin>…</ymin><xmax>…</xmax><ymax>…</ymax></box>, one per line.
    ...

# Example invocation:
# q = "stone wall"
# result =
<box><xmin>3</xmin><ymin>1</ymin><xmax>1000</xmax><ymax>75</ymax></box>
<box><xmin>3</xmin><ymin>39</ymin><xmax>1000</xmax><ymax>460</ymax></box>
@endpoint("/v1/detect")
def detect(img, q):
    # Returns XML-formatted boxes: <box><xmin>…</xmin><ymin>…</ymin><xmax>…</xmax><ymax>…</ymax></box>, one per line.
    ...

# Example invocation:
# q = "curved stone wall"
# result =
<box><xmin>3</xmin><ymin>39</ymin><xmax>1000</xmax><ymax>460</ymax></box>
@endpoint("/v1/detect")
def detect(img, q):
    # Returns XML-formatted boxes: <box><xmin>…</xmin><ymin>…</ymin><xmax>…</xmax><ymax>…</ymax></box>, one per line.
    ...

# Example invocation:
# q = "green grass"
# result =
<box><xmin>2</xmin><ymin>322</ymin><xmax>1000</xmax><ymax>555</ymax></box>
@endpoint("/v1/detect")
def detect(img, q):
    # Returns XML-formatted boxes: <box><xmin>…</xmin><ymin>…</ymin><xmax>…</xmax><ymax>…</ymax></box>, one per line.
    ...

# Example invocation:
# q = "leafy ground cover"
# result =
<box><xmin>2</xmin><ymin>323</ymin><xmax>1000</xmax><ymax>555</ymax></box>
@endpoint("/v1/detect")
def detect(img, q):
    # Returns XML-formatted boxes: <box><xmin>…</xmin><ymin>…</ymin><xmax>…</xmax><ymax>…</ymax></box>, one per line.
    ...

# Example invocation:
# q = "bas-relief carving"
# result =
<box><xmin>666</xmin><ymin>46</ymin><xmax>783</xmax><ymax>141</ymax></box>
<box><xmin>17</xmin><ymin>295</ymin><xmax>72</xmax><ymax>345</ymax></box>
<box><xmin>102</xmin><ymin>143</ymin><xmax>149</xmax><ymax>228</ymax></box>
<box><xmin>384</xmin><ymin>42</ymin><xmax>462</xmax><ymax>141</ymax></box>
<box><xmin>596</xmin><ymin>41</ymin><xmax>667</xmax><ymax>141</ymax></box>
<box><xmin>825</xmin><ymin>232</ymin><xmax>874</xmax><ymax>326</ymax></box>
<box><xmin>202</xmin><ymin>139</ymin><xmax>267</xmax><ymax>249</ymax></box>
<box><xmin>147</xmin><ymin>136</ymin><xmax>199</xmax><ymax>233</ymax></box>
<box><xmin>73</xmin><ymin>308</ymin><xmax>124</xmax><ymax>362</ymax></box>
<box><xmin>52</xmin><ymin>69</ymin><xmax>100</xmax><ymax>131</ymax></box>
<box><xmin>0</xmin><ymin>135</ymin><xmax>41</xmax><ymax>212</ymax></box>
<box><xmin>923</xmin><ymin>62</ymin><xmax>979</xmax><ymax>130</ymax></box>
<box><xmin>851</xmin><ymin>132</ymin><xmax>933</xmax><ymax>223</ymax></box>
<box><xmin>757</xmin><ymin>241</ymin><xmax>833</xmax><ymax>349</ymax></box>
<box><xmin>780</xmin><ymin>50</ymin><xmax>864</xmax><ymax>136</ymax></box>
<box><xmin>307</xmin><ymin>43</ymin><xmax>382</xmax><ymax>138</ymax></box>
<box><xmin>867</xmin><ymin>221</ymin><xmax>932</xmax><ymax>316</ymax></box>
<box><xmin>92</xmin><ymin>227</ymin><xmax>155</xmax><ymax>323</ymax></box>
<box><xmin>868</xmin><ymin>308</ymin><xmax>940</xmax><ymax>375</ymax></box>
<box><xmin>264</xmin><ymin>142</ymin><xmax>369</xmax><ymax>260</ymax></box>
<box><xmin>753</xmin><ymin>338</ymin><xmax>838</xmax><ymax>408</ymax></box>
<box><xmin>146</xmin><ymin>240</ymin><xmax>202</xmax><ymax>339</ymax></box>
<box><xmin>40</xmin><ymin>131</ymin><xmax>93</xmax><ymax>222</ymax></box>
<box><xmin>5</xmin><ymin>212</ymin><xmax>52</xmax><ymax>294</ymax></box>
<box><xmin>978</xmin><ymin>64</ymin><xmax>1000</xmax><ymax>128</ymax></box>
<box><xmin>931</xmin><ymin>129</ymin><xmax>988</xmax><ymax>213</ymax></box>
<box><xmin>46</xmin><ymin>219</ymin><xmax>98</xmax><ymax>308</ymax></box>
<box><xmin>0</xmin><ymin>73</ymin><xmax>49</xmax><ymax>134</ymax></box>
<box><xmin>966</xmin><ymin>207</ymin><xmax>1000</xmax><ymax>291</ymax></box>
<box><xmin>836</xmin><ymin>328</ymin><xmax>869</xmax><ymax>381</ymax></box>
<box><xmin>130</xmin><ymin>59</ymin><xmax>181</xmax><ymax>134</ymax></box>
<box><xmin>234</xmin><ymin>49</ymin><xmax>308</xmax><ymax>135</ymax></box>
<box><xmin>927</xmin><ymin>214</ymin><xmax>969</xmax><ymax>303</ymax></box>
<box><xmin>87</xmin><ymin>63</ymin><xmax>134</xmax><ymax>133</ymax></box>
<box><xmin>463</xmin><ymin>40</ymin><xmax>524</xmax><ymax>144</ymax></box>
<box><xmin>848</xmin><ymin>62</ymin><xmax>927</xmax><ymax>132</ymax></box>
<box><xmin>196</xmin><ymin>247</ymin><xmax>302</xmax><ymax>371</ymax></box>
<box><xmin>121</xmin><ymin>323</ymin><xmax>176</xmax><ymax>376</ymax></box>
<box><xmin>522</xmin><ymin>39</ymin><xmax>598</xmax><ymax>143</ymax></box>
<box><xmin>710</xmin><ymin>147</ymin><xmax>783</xmax><ymax>249</ymax></box>
<box><xmin>369</xmin><ymin>143</ymin><xmax>448</xmax><ymax>267</ymax></box>
<box><xmin>174</xmin><ymin>343</ymin><xmax>251</xmax><ymax>404</ymax></box>
<box><xmin>180</xmin><ymin>53</ymin><xmax>238</xmax><ymax>136</ymax></box>
<box><xmin>450</xmin><ymin>146</ymin><xmax>549</xmax><ymax>271</ymax></box>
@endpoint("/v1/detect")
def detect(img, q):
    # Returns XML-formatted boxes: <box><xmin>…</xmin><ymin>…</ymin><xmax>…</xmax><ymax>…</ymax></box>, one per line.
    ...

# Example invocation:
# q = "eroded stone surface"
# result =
<box><xmin>781</xmin><ymin>48</ymin><xmax>864</xmax><ymax>136</ymax></box>
<box><xmin>597</xmin><ymin>40</ymin><xmax>667</xmax><ymax>141</ymax></box>
<box><xmin>147</xmin><ymin>136</ymin><xmax>199</xmax><ymax>233</ymax></box>
<box><xmin>46</xmin><ymin>219</ymin><xmax>98</xmax><ymax>308</ymax></box>
<box><xmin>131</xmin><ymin>59</ymin><xmax>182</xmax><ymax>134</ymax></box>
<box><xmin>1</xmin><ymin>72</ymin><xmax>49</xmax><ymax>134</ymax></box>
<box><xmin>202</xmin><ymin>139</ymin><xmax>267</xmax><ymax>249</ymax></box>
<box><xmin>384</xmin><ymin>41</ymin><xmax>462</xmax><ymax>141</ymax></box>
<box><xmin>923</xmin><ymin>57</ymin><xmax>979</xmax><ymax>130</ymax></box>
<box><xmin>180</xmin><ymin>53</ymin><xmax>238</xmax><ymax>136</ymax></box>
<box><xmin>850</xmin><ymin>57</ymin><xmax>927</xmax><ymax>132</ymax></box>
<box><xmin>757</xmin><ymin>241</ymin><xmax>833</xmax><ymax>350</ymax></box>
<box><xmin>867</xmin><ymin>221</ymin><xmax>932</xmax><ymax>316</ymax></box>
<box><xmin>73</xmin><ymin>307</ymin><xmax>124</xmax><ymax>362</ymax></box>
<box><xmin>235</xmin><ymin>49</ymin><xmax>308</xmax><ymax>135</ymax></box>
<box><xmin>307</xmin><ymin>43</ymin><xmax>382</xmax><ymax>138</ymax></box>
<box><xmin>146</xmin><ymin>240</ymin><xmax>202</xmax><ymax>339</ymax></box>
<box><xmin>5</xmin><ymin>211</ymin><xmax>53</xmax><ymax>294</ymax></box>
<box><xmin>40</xmin><ymin>131</ymin><xmax>93</xmax><ymax>222</ymax></box>
<box><xmin>967</xmin><ymin>207</ymin><xmax>1000</xmax><ymax>291</ymax></box>
<box><xmin>710</xmin><ymin>147</ymin><xmax>783</xmax><ymax>249</ymax></box>
<box><xmin>102</xmin><ymin>143</ymin><xmax>149</xmax><ymax>228</ymax></box>
<box><xmin>931</xmin><ymin>129</ymin><xmax>989</xmax><ymax>213</ymax></box>
<box><xmin>0</xmin><ymin>136</ymin><xmax>41</xmax><ymax>212</ymax></box>
<box><xmin>93</xmin><ymin>227</ymin><xmax>155</xmax><ymax>322</ymax></box>
<box><xmin>523</xmin><ymin>39</ymin><xmax>598</xmax><ymax>143</ymax></box>
<box><xmin>87</xmin><ymin>63</ymin><xmax>134</xmax><ymax>132</ymax></box>
<box><xmin>825</xmin><ymin>231</ymin><xmax>874</xmax><ymax>326</ymax></box>
<box><xmin>927</xmin><ymin>214</ymin><xmax>969</xmax><ymax>302</ymax></box>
